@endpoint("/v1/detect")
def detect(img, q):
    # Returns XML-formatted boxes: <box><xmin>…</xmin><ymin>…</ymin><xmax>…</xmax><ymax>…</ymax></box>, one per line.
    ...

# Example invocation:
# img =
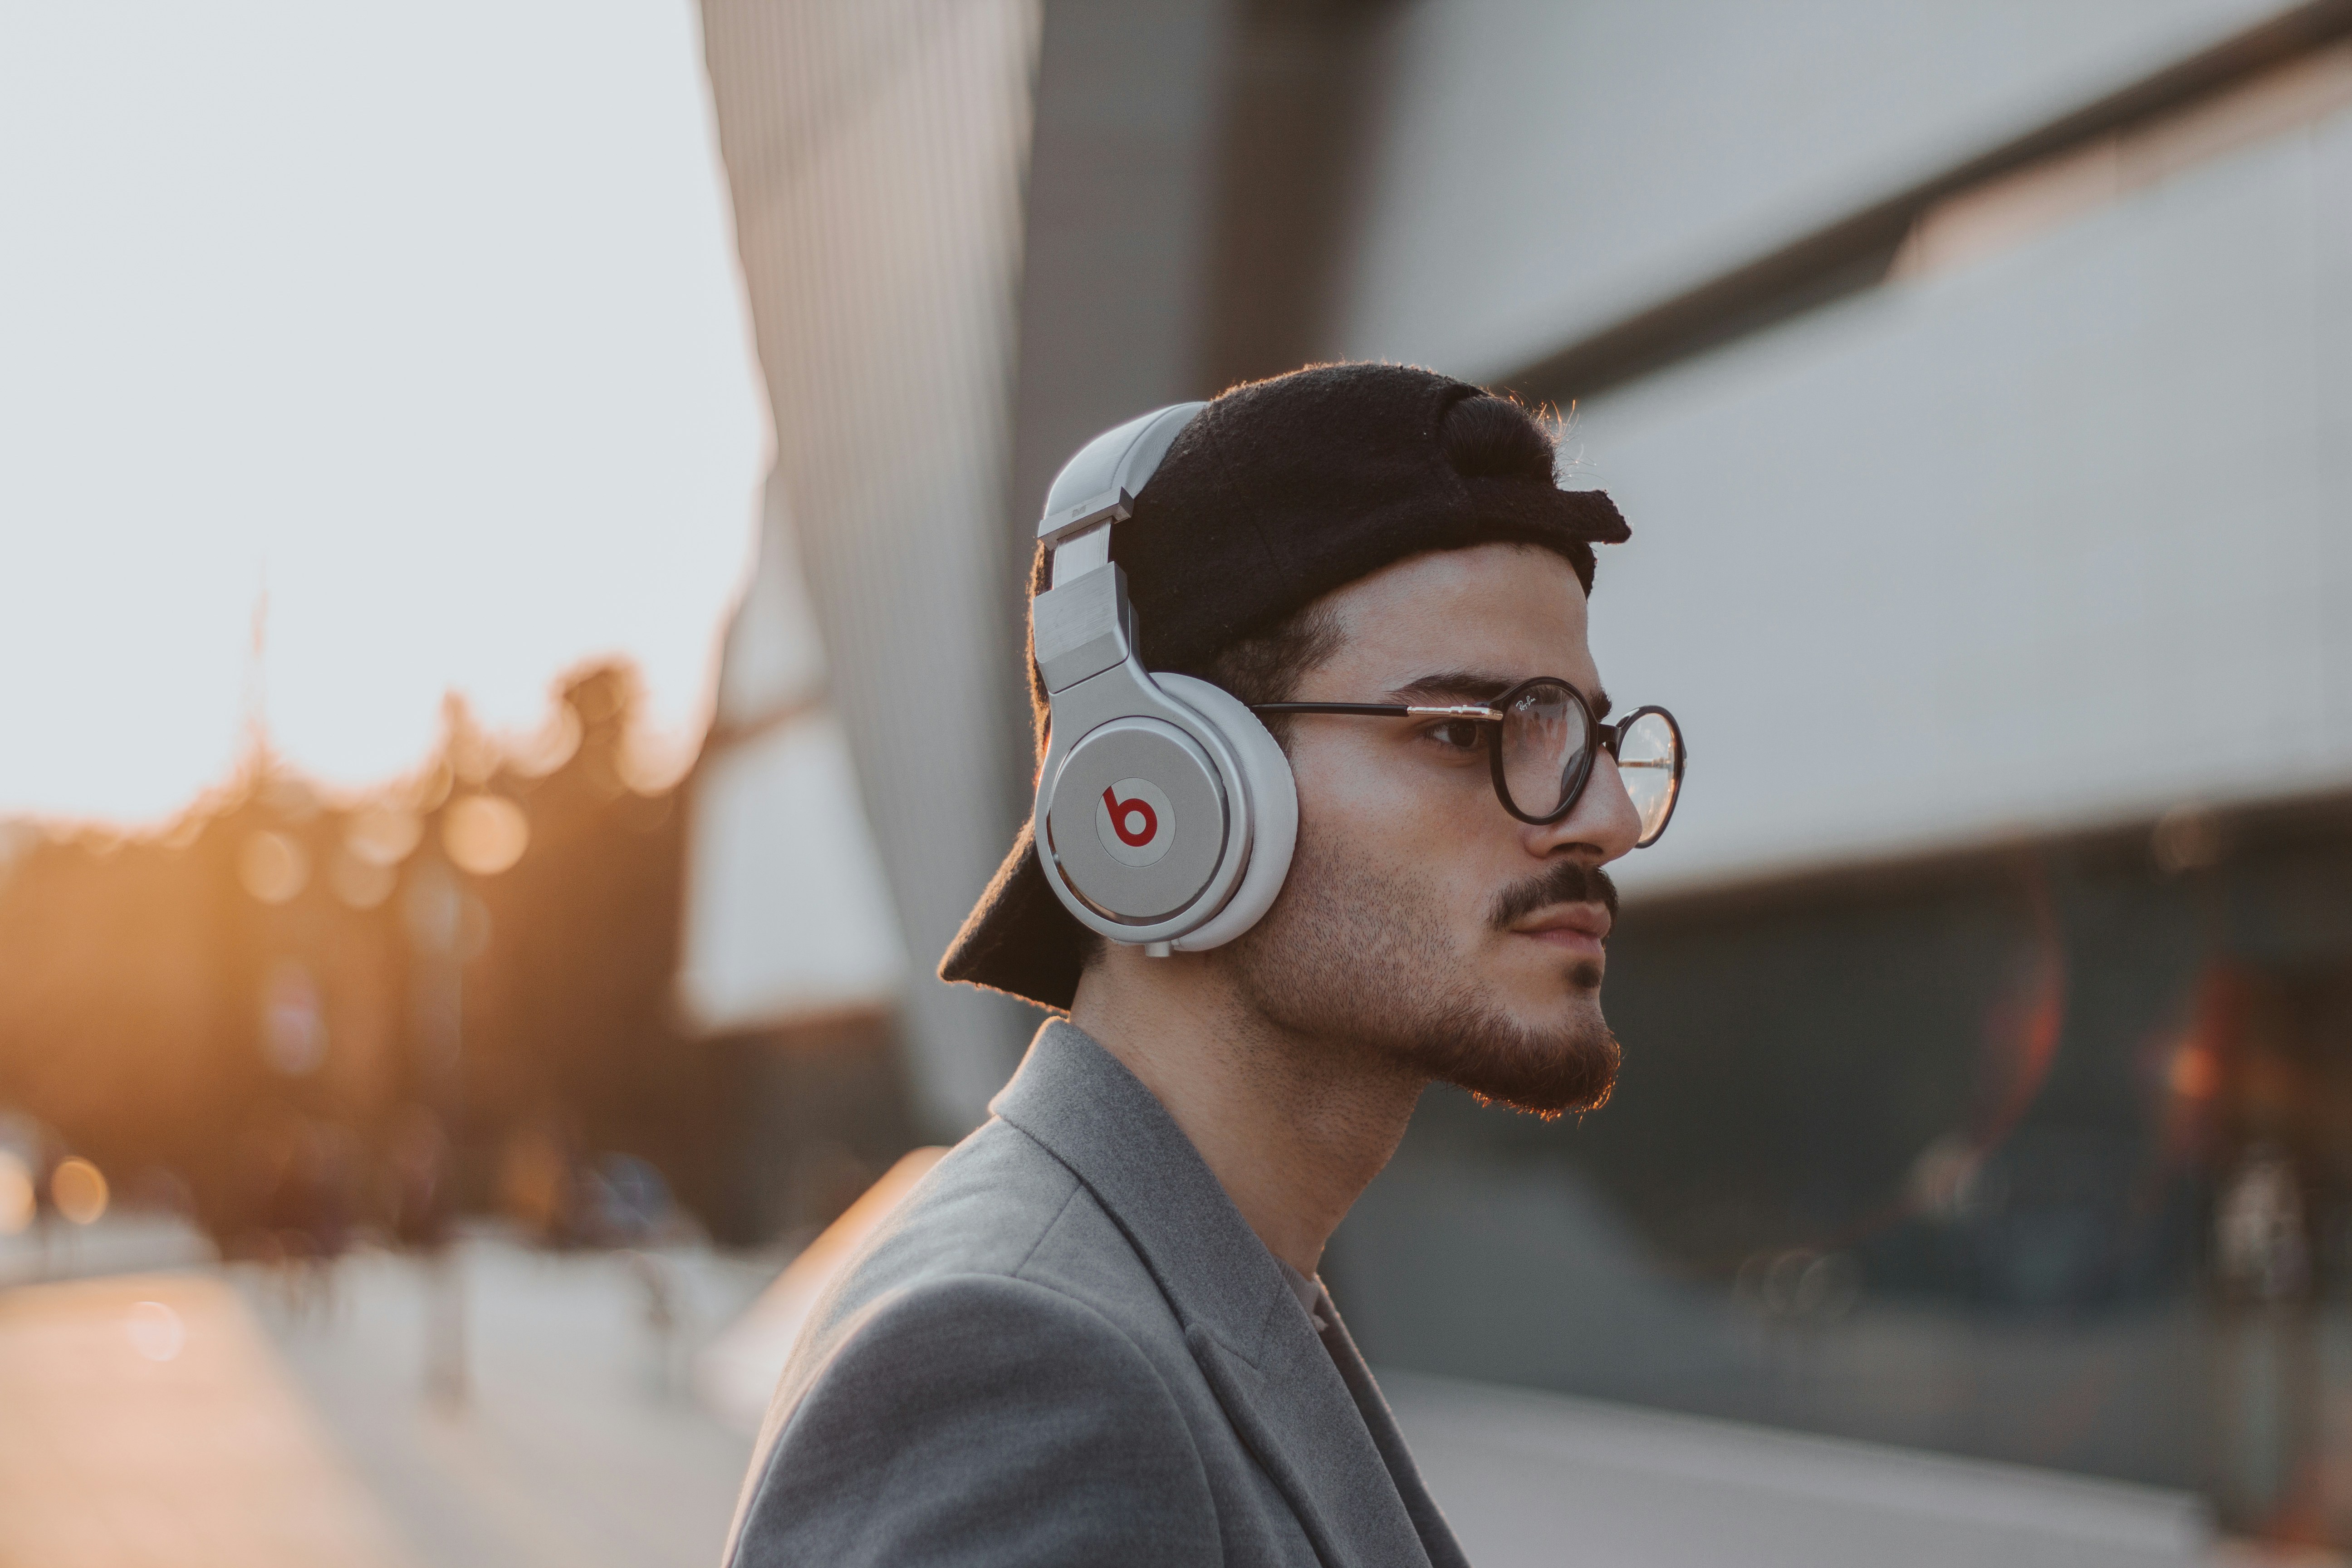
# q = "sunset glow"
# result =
<box><xmin>0</xmin><ymin>0</ymin><xmax>769</xmax><ymax>823</ymax></box>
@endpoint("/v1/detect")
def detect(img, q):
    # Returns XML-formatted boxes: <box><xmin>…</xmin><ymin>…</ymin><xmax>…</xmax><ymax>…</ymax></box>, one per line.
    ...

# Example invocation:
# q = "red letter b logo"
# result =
<box><xmin>1094</xmin><ymin>777</ymin><xmax>1174</xmax><ymax>866</ymax></box>
<box><xmin>1103</xmin><ymin>785</ymin><xmax>1158</xmax><ymax>847</ymax></box>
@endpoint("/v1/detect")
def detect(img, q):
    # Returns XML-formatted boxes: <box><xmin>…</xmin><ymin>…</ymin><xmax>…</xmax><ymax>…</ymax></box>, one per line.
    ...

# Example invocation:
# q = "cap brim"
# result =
<box><xmin>938</xmin><ymin>821</ymin><xmax>1088</xmax><ymax>1012</ymax></box>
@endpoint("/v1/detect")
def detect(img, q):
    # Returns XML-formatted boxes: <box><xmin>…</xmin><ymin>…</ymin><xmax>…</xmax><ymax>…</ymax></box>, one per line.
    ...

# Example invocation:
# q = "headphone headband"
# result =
<box><xmin>1026</xmin><ymin>399</ymin><xmax>1296</xmax><ymax>956</ymax></box>
<box><xmin>1037</xmin><ymin>402</ymin><xmax>1207</xmax><ymax>582</ymax></box>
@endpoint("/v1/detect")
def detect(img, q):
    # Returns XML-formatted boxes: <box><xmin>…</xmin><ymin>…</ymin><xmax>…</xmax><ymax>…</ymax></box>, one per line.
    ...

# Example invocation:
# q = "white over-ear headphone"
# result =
<box><xmin>1030</xmin><ymin>403</ymin><xmax>1298</xmax><ymax>956</ymax></box>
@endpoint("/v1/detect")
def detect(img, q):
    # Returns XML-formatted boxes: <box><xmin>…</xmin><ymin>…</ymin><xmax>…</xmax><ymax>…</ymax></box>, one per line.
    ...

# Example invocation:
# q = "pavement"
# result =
<box><xmin>0</xmin><ymin>1213</ymin><xmax>213</xmax><ymax>1290</ymax></box>
<box><xmin>246</xmin><ymin>1240</ymin><xmax>768</xmax><ymax>1568</ymax></box>
<box><xmin>1388</xmin><ymin>1370</ymin><xmax>2215</xmax><ymax>1568</ymax></box>
<box><xmin>0</xmin><ymin>1213</ymin><xmax>2335</xmax><ymax>1568</ymax></box>
<box><xmin>0</xmin><ymin>1222</ymin><xmax>765</xmax><ymax>1568</ymax></box>
<box><xmin>0</xmin><ymin>1269</ymin><xmax>409</xmax><ymax>1568</ymax></box>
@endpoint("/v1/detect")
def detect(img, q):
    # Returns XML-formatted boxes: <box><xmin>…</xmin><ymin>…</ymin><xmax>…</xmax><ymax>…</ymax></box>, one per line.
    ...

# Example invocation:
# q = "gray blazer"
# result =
<box><xmin>724</xmin><ymin>1020</ymin><xmax>1469</xmax><ymax>1567</ymax></box>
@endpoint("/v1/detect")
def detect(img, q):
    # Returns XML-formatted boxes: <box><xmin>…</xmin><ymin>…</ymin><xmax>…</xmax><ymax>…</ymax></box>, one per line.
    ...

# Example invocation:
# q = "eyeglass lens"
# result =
<box><xmin>1497</xmin><ymin>681</ymin><xmax>1592</xmax><ymax>822</ymax></box>
<box><xmin>1616</xmin><ymin>709</ymin><xmax>1681</xmax><ymax>847</ymax></box>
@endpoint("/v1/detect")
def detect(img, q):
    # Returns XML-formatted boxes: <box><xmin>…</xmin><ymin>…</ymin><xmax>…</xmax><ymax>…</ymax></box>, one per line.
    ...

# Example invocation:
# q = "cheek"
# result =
<box><xmin>1287</xmin><ymin>738</ymin><xmax>1502</xmax><ymax>929</ymax></box>
<box><xmin>1289</xmin><ymin>733</ymin><xmax>1419</xmax><ymax>855</ymax></box>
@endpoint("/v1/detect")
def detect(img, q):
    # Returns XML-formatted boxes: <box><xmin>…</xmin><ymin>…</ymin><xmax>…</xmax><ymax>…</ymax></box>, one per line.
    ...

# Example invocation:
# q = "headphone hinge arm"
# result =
<box><xmin>1039</xmin><ymin>489</ymin><xmax>1132</xmax><ymax>549</ymax></box>
<box><xmin>1033</xmin><ymin>560</ymin><xmax>1136</xmax><ymax>694</ymax></box>
<box><xmin>1046</xmin><ymin>518</ymin><xmax>1115</xmax><ymax>588</ymax></box>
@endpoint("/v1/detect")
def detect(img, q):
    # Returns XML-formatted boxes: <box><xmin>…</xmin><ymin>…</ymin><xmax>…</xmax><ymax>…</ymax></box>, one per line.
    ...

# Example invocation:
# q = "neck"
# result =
<box><xmin>1067</xmin><ymin>950</ymin><xmax>1424</xmax><ymax>1278</ymax></box>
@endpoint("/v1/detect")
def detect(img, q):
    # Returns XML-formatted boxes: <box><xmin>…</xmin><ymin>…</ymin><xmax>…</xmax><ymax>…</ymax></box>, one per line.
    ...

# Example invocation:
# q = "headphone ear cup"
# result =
<box><xmin>1153</xmin><ymin>675</ymin><xmax>1297</xmax><ymax>951</ymax></box>
<box><xmin>1034</xmin><ymin>709</ymin><xmax>1231</xmax><ymax>937</ymax></box>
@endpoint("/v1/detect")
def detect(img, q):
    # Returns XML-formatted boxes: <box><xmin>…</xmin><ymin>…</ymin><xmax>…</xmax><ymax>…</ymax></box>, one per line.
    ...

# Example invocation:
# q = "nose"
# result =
<box><xmin>1526</xmin><ymin>750</ymin><xmax>1641</xmax><ymax>864</ymax></box>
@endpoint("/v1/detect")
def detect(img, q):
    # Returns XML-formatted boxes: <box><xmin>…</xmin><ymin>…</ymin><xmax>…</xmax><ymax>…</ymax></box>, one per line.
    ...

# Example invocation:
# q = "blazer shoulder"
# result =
<box><xmin>731</xmin><ymin>1273</ymin><xmax>1220</xmax><ymax>1568</ymax></box>
<box><xmin>755</xmin><ymin>1116</ymin><xmax>1150</xmax><ymax>1431</ymax></box>
<box><xmin>851</xmin><ymin>1117</ymin><xmax>1084</xmax><ymax>1285</ymax></box>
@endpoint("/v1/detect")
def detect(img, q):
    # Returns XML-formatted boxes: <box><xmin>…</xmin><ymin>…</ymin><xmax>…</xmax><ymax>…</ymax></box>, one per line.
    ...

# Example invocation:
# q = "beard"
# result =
<box><xmin>1226</xmin><ymin>834</ymin><xmax>1622</xmax><ymax>1117</ymax></box>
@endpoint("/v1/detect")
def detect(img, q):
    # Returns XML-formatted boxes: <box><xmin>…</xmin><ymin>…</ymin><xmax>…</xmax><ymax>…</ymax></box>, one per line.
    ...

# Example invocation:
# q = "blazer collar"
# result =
<box><xmin>991</xmin><ymin>1020</ymin><xmax>1446</xmax><ymax>1568</ymax></box>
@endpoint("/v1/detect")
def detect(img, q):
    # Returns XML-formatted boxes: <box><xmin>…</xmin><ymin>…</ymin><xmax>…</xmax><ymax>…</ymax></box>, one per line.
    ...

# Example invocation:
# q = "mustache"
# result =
<box><xmin>1489</xmin><ymin>859</ymin><xmax>1619</xmax><ymax>931</ymax></box>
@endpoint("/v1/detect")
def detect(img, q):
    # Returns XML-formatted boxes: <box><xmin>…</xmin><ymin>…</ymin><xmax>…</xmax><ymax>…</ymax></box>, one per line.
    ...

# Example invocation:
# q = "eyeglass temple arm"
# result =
<box><xmin>1250</xmin><ymin>701</ymin><xmax>1678</xmax><ymax>790</ymax></box>
<box><xmin>1253</xmin><ymin>701</ymin><xmax>1664</xmax><ymax>752</ymax></box>
<box><xmin>1248</xmin><ymin>702</ymin><xmax>1504</xmax><ymax>720</ymax></box>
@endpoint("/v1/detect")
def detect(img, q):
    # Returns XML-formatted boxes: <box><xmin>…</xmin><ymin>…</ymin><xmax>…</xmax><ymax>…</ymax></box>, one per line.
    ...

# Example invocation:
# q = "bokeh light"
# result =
<box><xmin>443</xmin><ymin>796</ymin><xmax>530</xmax><ymax>877</ymax></box>
<box><xmin>51</xmin><ymin>1156</ymin><xmax>110</xmax><ymax>1225</ymax></box>
<box><xmin>328</xmin><ymin>851</ymin><xmax>398</xmax><ymax>911</ymax></box>
<box><xmin>343</xmin><ymin>808</ymin><xmax>423</xmax><ymax>868</ymax></box>
<box><xmin>513</xmin><ymin>706</ymin><xmax>586</xmax><ymax>780</ymax></box>
<box><xmin>125</xmin><ymin>1301</ymin><xmax>186</xmax><ymax>1363</ymax></box>
<box><xmin>0</xmin><ymin>1150</ymin><xmax>34</xmax><ymax>1235</ymax></box>
<box><xmin>260</xmin><ymin>961</ymin><xmax>329</xmax><ymax>1077</ymax></box>
<box><xmin>238</xmin><ymin>831</ymin><xmax>310</xmax><ymax>905</ymax></box>
<box><xmin>2169</xmin><ymin>1043</ymin><xmax>2220</xmax><ymax>1101</ymax></box>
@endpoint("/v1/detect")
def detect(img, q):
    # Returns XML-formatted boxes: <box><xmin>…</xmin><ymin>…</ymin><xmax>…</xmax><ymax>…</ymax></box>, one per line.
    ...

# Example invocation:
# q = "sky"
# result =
<box><xmin>0</xmin><ymin>0</ymin><xmax>770</xmax><ymax>823</ymax></box>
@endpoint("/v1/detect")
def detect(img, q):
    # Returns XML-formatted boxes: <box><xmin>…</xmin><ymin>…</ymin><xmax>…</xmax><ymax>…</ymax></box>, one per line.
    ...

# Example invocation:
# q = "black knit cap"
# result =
<box><xmin>940</xmin><ymin>361</ymin><xmax>1630</xmax><ymax>1011</ymax></box>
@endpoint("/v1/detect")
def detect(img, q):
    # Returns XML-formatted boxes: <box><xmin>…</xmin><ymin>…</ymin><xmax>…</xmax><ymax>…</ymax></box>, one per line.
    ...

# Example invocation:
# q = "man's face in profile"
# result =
<box><xmin>1227</xmin><ymin>542</ymin><xmax>1643</xmax><ymax>1113</ymax></box>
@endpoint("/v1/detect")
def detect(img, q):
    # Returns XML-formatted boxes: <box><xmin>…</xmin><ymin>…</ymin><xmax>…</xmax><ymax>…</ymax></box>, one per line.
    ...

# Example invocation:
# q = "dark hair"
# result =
<box><xmin>1155</xmin><ymin>601</ymin><xmax>1344</xmax><ymax>743</ymax></box>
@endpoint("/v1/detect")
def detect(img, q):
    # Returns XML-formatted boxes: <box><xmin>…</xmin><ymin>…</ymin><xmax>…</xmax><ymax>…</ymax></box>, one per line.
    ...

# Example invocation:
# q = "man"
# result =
<box><xmin>725</xmin><ymin>363</ymin><xmax>1685</xmax><ymax>1565</ymax></box>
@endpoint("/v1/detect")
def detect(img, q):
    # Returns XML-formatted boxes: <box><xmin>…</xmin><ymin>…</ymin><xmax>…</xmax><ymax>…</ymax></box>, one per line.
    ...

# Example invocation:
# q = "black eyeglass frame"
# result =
<box><xmin>1251</xmin><ymin>676</ymin><xmax>1686</xmax><ymax>845</ymax></box>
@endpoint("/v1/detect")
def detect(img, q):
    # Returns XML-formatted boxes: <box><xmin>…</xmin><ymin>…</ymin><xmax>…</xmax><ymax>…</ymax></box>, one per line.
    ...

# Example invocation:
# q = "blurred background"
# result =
<box><xmin>2</xmin><ymin>1</ymin><xmax>2348</xmax><ymax>1564</ymax></box>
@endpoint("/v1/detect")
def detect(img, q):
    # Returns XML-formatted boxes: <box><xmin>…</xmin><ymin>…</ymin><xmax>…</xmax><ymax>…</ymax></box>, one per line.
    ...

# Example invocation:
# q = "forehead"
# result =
<box><xmin>1312</xmin><ymin>543</ymin><xmax>1595</xmax><ymax>690</ymax></box>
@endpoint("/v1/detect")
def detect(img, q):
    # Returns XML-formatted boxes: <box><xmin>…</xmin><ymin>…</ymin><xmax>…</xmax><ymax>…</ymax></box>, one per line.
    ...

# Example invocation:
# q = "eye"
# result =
<box><xmin>1422</xmin><ymin>718</ymin><xmax>1486</xmax><ymax>754</ymax></box>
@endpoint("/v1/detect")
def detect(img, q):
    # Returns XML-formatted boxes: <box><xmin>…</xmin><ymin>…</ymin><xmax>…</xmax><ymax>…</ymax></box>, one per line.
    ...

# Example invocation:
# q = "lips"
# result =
<box><xmin>1509</xmin><ymin>902</ymin><xmax>1612</xmax><ymax>956</ymax></box>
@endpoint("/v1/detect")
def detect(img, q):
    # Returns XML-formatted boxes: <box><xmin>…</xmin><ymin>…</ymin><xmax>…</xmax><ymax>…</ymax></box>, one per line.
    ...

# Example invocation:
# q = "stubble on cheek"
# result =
<box><xmin>1226</xmin><ymin>828</ymin><xmax>1621</xmax><ymax>1116</ymax></box>
<box><xmin>1228</xmin><ymin>842</ymin><xmax>1457</xmax><ymax>1056</ymax></box>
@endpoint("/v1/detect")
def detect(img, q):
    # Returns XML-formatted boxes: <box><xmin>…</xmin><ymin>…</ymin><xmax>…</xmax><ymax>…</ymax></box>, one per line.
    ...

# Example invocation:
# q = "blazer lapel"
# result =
<box><xmin>992</xmin><ymin>1022</ymin><xmax>1434</xmax><ymax>1568</ymax></box>
<box><xmin>1313</xmin><ymin>1294</ymin><xmax>1471</xmax><ymax>1568</ymax></box>
<box><xmin>1186</xmin><ymin>1316</ymin><xmax>1434</xmax><ymax>1568</ymax></box>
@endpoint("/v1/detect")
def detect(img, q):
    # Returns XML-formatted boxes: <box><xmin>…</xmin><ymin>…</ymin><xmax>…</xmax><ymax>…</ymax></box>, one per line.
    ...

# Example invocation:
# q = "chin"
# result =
<box><xmin>1414</xmin><ymin>988</ymin><xmax>1621</xmax><ymax>1120</ymax></box>
<box><xmin>1488</xmin><ymin>960</ymin><xmax>1605</xmax><ymax>1021</ymax></box>
<box><xmin>1491</xmin><ymin>936</ymin><xmax>1606</xmax><ymax>994</ymax></box>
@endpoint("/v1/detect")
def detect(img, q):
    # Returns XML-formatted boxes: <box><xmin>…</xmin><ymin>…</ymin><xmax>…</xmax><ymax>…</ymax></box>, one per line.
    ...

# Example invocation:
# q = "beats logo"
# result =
<box><xmin>1103</xmin><ymin>786</ymin><xmax>1156</xmax><ymax>846</ymax></box>
<box><xmin>1094</xmin><ymin>777</ymin><xmax>1174</xmax><ymax>867</ymax></box>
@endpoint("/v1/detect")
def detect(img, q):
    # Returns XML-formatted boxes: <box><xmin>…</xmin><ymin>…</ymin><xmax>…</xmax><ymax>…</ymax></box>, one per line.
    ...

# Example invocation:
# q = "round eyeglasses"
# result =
<box><xmin>1252</xmin><ymin>677</ymin><xmax>1686</xmax><ymax>847</ymax></box>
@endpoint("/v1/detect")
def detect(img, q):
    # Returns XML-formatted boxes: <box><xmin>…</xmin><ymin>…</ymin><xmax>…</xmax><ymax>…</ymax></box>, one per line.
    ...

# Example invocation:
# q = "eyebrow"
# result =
<box><xmin>1389</xmin><ymin>671</ymin><xmax>1613</xmax><ymax>721</ymax></box>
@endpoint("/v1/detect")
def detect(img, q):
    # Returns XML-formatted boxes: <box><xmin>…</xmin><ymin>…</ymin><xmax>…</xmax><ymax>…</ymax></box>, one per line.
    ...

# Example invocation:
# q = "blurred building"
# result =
<box><xmin>691</xmin><ymin>0</ymin><xmax>2352</xmax><ymax>1544</ymax></box>
<box><xmin>692</xmin><ymin>0</ymin><xmax>1047</xmax><ymax>1142</ymax></box>
<box><xmin>673</xmin><ymin>470</ymin><xmax>926</xmax><ymax>1241</ymax></box>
